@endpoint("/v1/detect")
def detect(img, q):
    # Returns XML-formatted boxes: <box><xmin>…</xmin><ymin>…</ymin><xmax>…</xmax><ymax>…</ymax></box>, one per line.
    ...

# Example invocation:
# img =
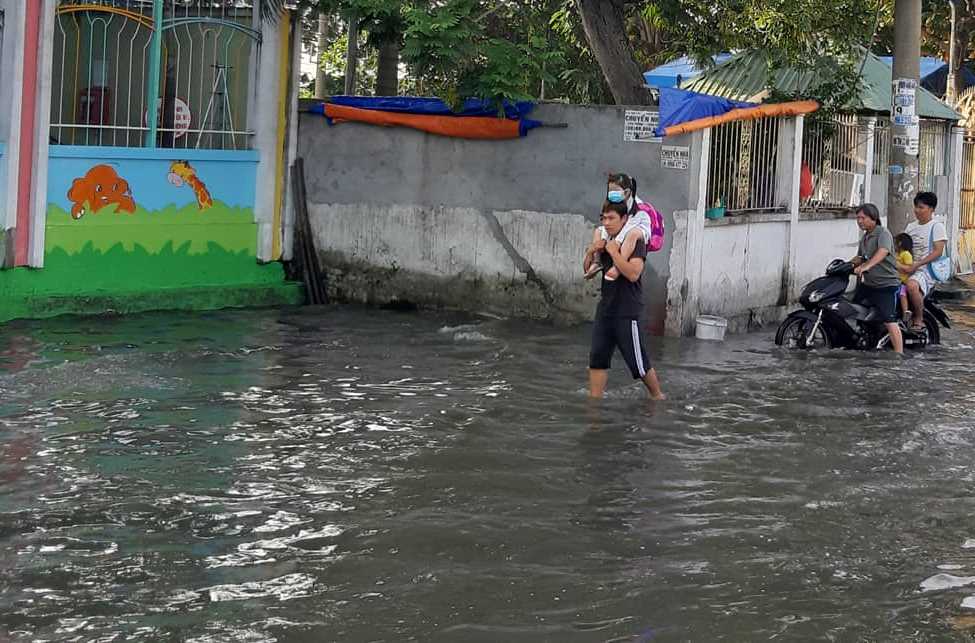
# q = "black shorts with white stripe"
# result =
<box><xmin>588</xmin><ymin>316</ymin><xmax>652</xmax><ymax>379</ymax></box>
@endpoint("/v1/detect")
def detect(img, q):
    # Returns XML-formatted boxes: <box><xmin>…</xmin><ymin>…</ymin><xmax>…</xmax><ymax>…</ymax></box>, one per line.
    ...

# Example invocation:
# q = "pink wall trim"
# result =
<box><xmin>15</xmin><ymin>0</ymin><xmax>41</xmax><ymax>266</ymax></box>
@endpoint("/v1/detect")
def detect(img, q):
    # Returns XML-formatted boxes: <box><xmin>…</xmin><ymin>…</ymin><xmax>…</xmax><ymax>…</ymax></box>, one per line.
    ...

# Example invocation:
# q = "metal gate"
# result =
<box><xmin>958</xmin><ymin>136</ymin><xmax>975</xmax><ymax>274</ymax></box>
<box><xmin>961</xmin><ymin>136</ymin><xmax>975</xmax><ymax>230</ymax></box>
<box><xmin>50</xmin><ymin>0</ymin><xmax>261</xmax><ymax>150</ymax></box>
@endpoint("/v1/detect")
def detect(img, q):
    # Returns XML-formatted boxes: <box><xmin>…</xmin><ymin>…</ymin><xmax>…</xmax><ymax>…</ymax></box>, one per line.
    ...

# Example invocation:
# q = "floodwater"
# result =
<box><xmin>2</xmin><ymin>303</ymin><xmax>975</xmax><ymax>642</ymax></box>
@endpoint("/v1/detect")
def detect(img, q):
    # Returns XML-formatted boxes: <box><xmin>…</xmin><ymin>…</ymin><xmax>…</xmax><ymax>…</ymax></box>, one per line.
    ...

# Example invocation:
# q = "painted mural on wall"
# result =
<box><xmin>45</xmin><ymin>149</ymin><xmax>266</xmax><ymax>292</ymax></box>
<box><xmin>67</xmin><ymin>164</ymin><xmax>136</xmax><ymax>219</ymax></box>
<box><xmin>168</xmin><ymin>161</ymin><xmax>214</xmax><ymax>210</ymax></box>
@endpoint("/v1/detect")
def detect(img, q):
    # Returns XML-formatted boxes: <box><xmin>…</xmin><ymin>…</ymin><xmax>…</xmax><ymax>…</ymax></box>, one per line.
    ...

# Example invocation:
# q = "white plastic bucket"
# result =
<box><xmin>695</xmin><ymin>315</ymin><xmax>728</xmax><ymax>341</ymax></box>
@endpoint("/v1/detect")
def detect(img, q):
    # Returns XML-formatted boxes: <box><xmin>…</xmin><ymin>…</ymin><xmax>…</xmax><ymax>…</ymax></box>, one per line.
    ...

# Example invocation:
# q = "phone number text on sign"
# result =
<box><xmin>623</xmin><ymin>110</ymin><xmax>661</xmax><ymax>143</ymax></box>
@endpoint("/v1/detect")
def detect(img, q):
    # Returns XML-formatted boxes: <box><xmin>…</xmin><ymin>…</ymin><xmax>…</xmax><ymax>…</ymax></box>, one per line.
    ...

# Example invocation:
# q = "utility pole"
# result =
<box><xmin>887</xmin><ymin>0</ymin><xmax>922</xmax><ymax>235</ymax></box>
<box><xmin>947</xmin><ymin>0</ymin><xmax>958</xmax><ymax>104</ymax></box>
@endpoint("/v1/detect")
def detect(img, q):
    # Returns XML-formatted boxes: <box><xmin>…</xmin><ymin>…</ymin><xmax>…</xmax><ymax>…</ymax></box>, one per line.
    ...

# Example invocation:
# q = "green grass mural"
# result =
<box><xmin>46</xmin><ymin>201</ymin><xmax>257</xmax><ymax>256</ymax></box>
<box><xmin>0</xmin><ymin>197</ymin><xmax>301</xmax><ymax>323</ymax></box>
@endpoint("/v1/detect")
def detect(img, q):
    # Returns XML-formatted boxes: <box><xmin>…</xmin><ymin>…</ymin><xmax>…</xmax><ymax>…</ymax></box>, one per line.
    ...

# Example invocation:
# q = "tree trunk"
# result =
<box><xmin>375</xmin><ymin>39</ymin><xmax>399</xmax><ymax>96</ymax></box>
<box><xmin>575</xmin><ymin>0</ymin><xmax>650</xmax><ymax>105</ymax></box>
<box><xmin>343</xmin><ymin>13</ymin><xmax>359</xmax><ymax>95</ymax></box>
<box><xmin>315</xmin><ymin>13</ymin><xmax>329</xmax><ymax>99</ymax></box>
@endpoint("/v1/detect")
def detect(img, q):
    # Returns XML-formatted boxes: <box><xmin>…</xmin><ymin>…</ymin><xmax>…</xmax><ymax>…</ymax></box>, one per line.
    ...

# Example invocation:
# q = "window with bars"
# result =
<box><xmin>50</xmin><ymin>0</ymin><xmax>261</xmax><ymax>150</ymax></box>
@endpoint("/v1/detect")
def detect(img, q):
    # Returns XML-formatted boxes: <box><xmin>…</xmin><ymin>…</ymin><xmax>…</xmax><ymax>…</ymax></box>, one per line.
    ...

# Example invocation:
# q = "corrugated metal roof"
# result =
<box><xmin>682</xmin><ymin>49</ymin><xmax>960</xmax><ymax>121</ymax></box>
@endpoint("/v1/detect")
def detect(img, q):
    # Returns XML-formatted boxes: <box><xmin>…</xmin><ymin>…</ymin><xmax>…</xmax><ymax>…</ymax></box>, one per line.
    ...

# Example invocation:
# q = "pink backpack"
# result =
<box><xmin>636</xmin><ymin>200</ymin><xmax>665</xmax><ymax>252</ymax></box>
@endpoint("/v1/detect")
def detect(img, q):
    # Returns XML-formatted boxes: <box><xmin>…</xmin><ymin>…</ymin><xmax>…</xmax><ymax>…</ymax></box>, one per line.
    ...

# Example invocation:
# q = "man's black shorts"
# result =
<box><xmin>589</xmin><ymin>316</ymin><xmax>652</xmax><ymax>379</ymax></box>
<box><xmin>855</xmin><ymin>284</ymin><xmax>899</xmax><ymax>323</ymax></box>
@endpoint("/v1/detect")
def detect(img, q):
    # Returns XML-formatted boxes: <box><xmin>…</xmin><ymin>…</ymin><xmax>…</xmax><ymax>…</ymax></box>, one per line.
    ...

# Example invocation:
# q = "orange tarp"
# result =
<box><xmin>662</xmin><ymin>100</ymin><xmax>819</xmax><ymax>136</ymax></box>
<box><xmin>323</xmin><ymin>103</ymin><xmax>523</xmax><ymax>140</ymax></box>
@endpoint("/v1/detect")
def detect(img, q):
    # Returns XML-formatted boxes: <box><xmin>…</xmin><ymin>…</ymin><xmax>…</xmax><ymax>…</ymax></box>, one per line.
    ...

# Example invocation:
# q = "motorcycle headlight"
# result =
<box><xmin>809</xmin><ymin>291</ymin><xmax>823</xmax><ymax>303</ymax></box>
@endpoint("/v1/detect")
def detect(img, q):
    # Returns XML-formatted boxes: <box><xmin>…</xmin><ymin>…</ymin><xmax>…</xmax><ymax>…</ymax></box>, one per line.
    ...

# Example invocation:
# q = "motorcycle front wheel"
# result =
<box><xmin>775</xmin><ymin>315</ymin><xmax>833</xmax><ymax>349</ymax></box>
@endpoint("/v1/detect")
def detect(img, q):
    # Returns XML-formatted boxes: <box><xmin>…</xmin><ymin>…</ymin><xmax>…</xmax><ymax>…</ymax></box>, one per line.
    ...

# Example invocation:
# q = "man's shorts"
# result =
<box><xmin>909</xmin><ymin>270</ymin><xmax>932</xmax><ymax>297</ymax></box>
<box><xmin>855</xmin><ymin>285</ymin><xmax>900</xmax><ymax>323</ymax></box>
<box><xmin>589</xmin><ymin>316</ymin><xmax>652</xmax><ymax>379</ymax></box>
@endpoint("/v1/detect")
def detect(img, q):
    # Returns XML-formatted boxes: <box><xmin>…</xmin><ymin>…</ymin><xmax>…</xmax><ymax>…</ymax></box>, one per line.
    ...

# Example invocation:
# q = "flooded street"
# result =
<box><xmin>2</xmin><ymin>304</ymin><xmax>975</xmax><ymax>641</ymax></box>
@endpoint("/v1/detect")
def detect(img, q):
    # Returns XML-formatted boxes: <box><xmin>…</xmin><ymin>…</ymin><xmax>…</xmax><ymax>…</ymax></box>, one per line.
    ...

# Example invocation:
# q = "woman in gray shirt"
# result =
<box><xmin>851</xmin><ymin>203</ymin><xmax>903</xmax><ymax>354</ymax></box>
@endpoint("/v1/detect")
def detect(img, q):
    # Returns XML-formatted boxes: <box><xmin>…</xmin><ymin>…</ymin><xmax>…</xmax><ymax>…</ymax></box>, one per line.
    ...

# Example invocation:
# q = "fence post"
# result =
<box><xmin>254</xmin><ymin>10</ymin><xmax>288</xmax><ymax>262</ymax></box>
<box><xmin>863</xmin><ymin>117</ymin><xmax>876</xmax><ymax>204</ymax></box>
<box><xmin>28</xmin><ymin>0</ymin><xmax>56</xmax><ymax>267</ymax></box>
<box><xmin>775</xmin><ymin>117</ymin><xmax>799</xmax><ymax>209</ymax></box>
<box><xmin>143</xmin><ymin>0</ymin><xmax>163</xmax><ymax>148</ymax></box>
<box><xmin>665</xmin><ymin>128</ymin><xmax>711</xmax><ymax>336</ymax></box>
<box><xmin>948</xmin><ymin>125</ymin><xmax>964</xmax><ymax>273</ymax></box>
<box><xmin>777</xmin><ymin>115</ymin><xmax>804</xmax><ymax>303</ymax></box>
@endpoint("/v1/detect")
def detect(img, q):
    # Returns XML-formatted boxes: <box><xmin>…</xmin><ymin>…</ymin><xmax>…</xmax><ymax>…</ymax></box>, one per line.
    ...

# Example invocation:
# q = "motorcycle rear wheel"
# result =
<box><xmin>775</xmin><ymin>315</ymin><xmax>832</xmax><ymax>349</ymax></box>
<box><xmin>924</xmin><ymin>312</ymin><xmax>941</xmax><ymax>345</ymax></box>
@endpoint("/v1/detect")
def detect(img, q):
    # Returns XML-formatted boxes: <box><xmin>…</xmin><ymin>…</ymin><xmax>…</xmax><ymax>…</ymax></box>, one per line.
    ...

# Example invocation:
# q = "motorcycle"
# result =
<box><xmin>775</xmin><ymin>259</ymin><xmax>951</xmax><ymax>350</ymax></box>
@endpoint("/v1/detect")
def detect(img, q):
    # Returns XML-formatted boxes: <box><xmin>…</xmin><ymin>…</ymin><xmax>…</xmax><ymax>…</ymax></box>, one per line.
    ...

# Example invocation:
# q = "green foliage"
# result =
<box><xmin>302</xmin><ymin>0</ymin><xmax>604</xmax><ymax>107</ymax></box>
<box><xmin>657</xmin><ymin>0</ymin><xmax>886</xmax><ymax>107</ymax></box>
<box><xmin>297</xmin><ymin>0</ymin><xmax>909</xmax><ymax>110</ymax></box>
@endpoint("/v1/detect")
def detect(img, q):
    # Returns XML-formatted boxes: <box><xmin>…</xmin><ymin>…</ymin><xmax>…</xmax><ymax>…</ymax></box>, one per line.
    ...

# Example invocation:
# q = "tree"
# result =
<box><xmin>362</xmin><ymin>5</ymin><xmax>405</xmax><ymax>96</ymax></box>
<box><xmin>574</xmin><ymin>0</ymin><xmax>652</xmax><ymax>105</ymax></box>
<box><xmin>301</xmin><ymin>0</ymin><xmax>405</xmax><ymax>97</ymax></box>
<box><xmin>568</xmin><ymin>0</ymin><xmax>888</xmax><ymax>108</ymax></box>
<box><xmin>401</xmin><ymin>0</ymin><xmax>563</xmax><ymax>105</ymax></box>
<box><xmin>920</xmin><ymin>0</ymin><xmax>975</xmax><ymax>101</ymax></box>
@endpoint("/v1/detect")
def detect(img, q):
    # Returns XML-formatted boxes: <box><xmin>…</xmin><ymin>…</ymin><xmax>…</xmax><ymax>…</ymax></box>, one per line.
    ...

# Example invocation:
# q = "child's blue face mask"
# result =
<box><xmin>607</xmin><ymin>190</ymin><xmax>625</xmax><ymax>203</ymax></box>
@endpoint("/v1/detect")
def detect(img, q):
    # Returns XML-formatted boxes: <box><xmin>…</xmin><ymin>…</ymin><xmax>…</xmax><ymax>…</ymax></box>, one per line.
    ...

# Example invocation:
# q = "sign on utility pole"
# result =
<box><xmin>886</xmin><ymin>0</ymin><xmax>922</xmax><ymax>235</ymax></box>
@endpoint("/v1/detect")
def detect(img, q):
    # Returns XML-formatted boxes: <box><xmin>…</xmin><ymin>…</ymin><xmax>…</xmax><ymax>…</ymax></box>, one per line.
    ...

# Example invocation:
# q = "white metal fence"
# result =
<box><xmin>873</xmin><ymin>118</ymin><xmax>949</xmax><ymax>192</ymax></box>
<box><xmin>50</xmin><ymin>0</ymin><xmax>261</xmax><ymax>150</ymax></box>
<box><xmin>704</xmin><ymin>113</ymin><xmax>954</xmax><ymax>217</ymax></box>
<box><xmin>706</xmin><ymin>117</ymin><xmax>781</xmax><ymax>213</ymax></box>
<box><xmin>801</xmin><ymin>114</ymin><xmax>867</xmax><ymax>209</ymax></box>
<box><xmin>962</xmin><ymin>136</ymin><xmax>975</xmax><ymax>229</ymax></box>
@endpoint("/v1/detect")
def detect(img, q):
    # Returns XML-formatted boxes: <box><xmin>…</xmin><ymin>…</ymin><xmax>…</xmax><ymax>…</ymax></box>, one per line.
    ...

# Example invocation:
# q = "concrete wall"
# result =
<box><xmin>697</xmin><ymin>212</ymin><xmax>861</xmax><ymax>333</ymax></box>
<box><xmin>298</xmin><ymin>102</ymin><xmax>700</xmax><ymax>329</ymax></box>
<box><xmin>698</xmin><ymin>215</ymin><xmax>791</xmax><ymax>331</ymax></box>
<box><xmin>700</xmin><ymin>209</ymin><xmax>959</xmax><ymax>333</ymax></box>
<box><xmin>793</xmin><ymin>214</ymin><xmax>860</xmax><ymax>290</ymax></box>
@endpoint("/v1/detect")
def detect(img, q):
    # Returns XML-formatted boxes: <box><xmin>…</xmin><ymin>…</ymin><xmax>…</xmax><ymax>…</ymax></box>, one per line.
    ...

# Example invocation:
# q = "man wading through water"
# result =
<box><xmin>583</xmin><ymin>200</ymin><xmax>665</xmax><ymax>399</ymax></box>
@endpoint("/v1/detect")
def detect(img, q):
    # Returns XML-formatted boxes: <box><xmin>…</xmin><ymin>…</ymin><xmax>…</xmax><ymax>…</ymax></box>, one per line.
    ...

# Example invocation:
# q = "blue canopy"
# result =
<box><xmin>644</xmin><ymin>54</ymin><xmax>733</xmax><ymax>89</ymax></box>
<box><xmin>877</xmin><ymin>56</ymin><xmax>948</xmax><ymax>81</ymax></box>
<box><xmin>314</xmin><ymin>96</ymin><xmax>536</xmax><ymax>120</ymax></box>
<box><xmin>655</xmin><ymin>87</ymin><xmax>755</xmax><ymax>136</ymax></box>
<box><xmin>877</xmin><ymin>56</ymin><xmax>975</xmax><ymax>97</ymax></box>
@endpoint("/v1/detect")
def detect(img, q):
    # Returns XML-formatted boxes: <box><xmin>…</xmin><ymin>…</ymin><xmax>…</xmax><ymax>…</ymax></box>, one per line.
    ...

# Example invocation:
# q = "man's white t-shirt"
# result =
<box><xmin>904</xmin><ymin>217</ymin><xmax>947</xmax><ymax>291</ymax></box>
<box><xmin>905</xmin><ymin>218</ymin><xmax>947</xmax><ymax>262</ymax></box>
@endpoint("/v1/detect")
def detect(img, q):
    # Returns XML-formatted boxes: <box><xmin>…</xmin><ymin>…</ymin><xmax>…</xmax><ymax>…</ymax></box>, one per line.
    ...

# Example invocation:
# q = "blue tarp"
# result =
<box><xmin>643</xmin><ymin>54</ymin><xmax>733</xmax><ymax>89</ymax></box>
<box><xmin>878</xmin><ymin>56</ymin><xmax>949</xmax><ymax>82</ymax></box>
<box><xmin>877</xmin><ymin>55</ymin><xmax>975</xmax><ymax>97</ymax></box>
<box><xmin>309</xmin><ymin>96</ymin><xmax>536</xmax><ymax>120</ymax></box>
<box><xmin>655</xmin><ymin>87</ymin><xmax>756</xmax><ymax>136</ymax></box>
